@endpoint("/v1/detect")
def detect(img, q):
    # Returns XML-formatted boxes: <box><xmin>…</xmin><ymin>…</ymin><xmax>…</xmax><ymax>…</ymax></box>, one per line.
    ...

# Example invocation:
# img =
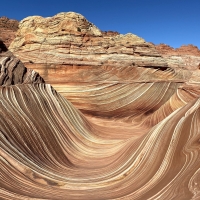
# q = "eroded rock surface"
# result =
<box><xmin>9</xmin><ymin>12</ymin><xmax>169</xmax><ymax>71</ymax></box>
<box><xmin>0</xmin><ymin>16</ymin><xmax>19</xmax><ymax>48</ymax></box>
<box><xmin>0</xmin><ymin>80</ymin><xmax>200</xmax><ymax>200</ymax></box>
<box><xmin>10</xmin><ymin>12</ymin><xmax>200</xmax><ymax>117</ymax></box>
<box><xmin>0</xmin><ymin>40</ymin><xmax>43</xmax><ymax>85</ymax></box>
<box><xmin>156</xmin><ymin>43</ymin><xmax>200</xmax><ymax>70</ymax></box>
<box><xmin>0</xmin><ymin>12</ymin><xmax>200</xmax><ymax>200</ymax></box>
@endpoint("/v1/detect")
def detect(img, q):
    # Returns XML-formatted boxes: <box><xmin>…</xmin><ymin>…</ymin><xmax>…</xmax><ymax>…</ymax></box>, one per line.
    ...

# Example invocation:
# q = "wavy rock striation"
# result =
<box><xmin>0</xmin><ymin>43</ymin><xmax>44</xmax><ymax>86</ymax></box>
<box><xmin>0</xmin><ymin>69</ymin><xmax>200</xmax><ymax>200</ymax></box>
<box><xmin>0</xmin><ymin>13</ymin><xmax>200</xmax><ymax>199</ymax></box>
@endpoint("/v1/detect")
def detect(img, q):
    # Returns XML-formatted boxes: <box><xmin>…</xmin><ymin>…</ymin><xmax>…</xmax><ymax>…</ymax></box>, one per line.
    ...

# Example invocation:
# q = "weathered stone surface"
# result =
<box><xmin>1</xmin><ymin>12</ymin><xmax>200</xmax><ymax>200</ymax></box>
<box><xmin>0</xmin><ymin>16</ymin><xmax>19</xmax><ymax>48</ymax></box>
<box><xmin>8</xmin><ymin>12</ymin><xmax>200</xmax><ymax>124</ymax></box>
<box><xmin>9</xmin><ymin>12</ymin><xmax>168</xmax><ymax>69</ymax></box>
<box><xmin>10</xmin><ymin>12</ymin><xmax>196</xmax><ymax>117</ymax></box>
<box><xmin>156</xmin><ymin>43</ymin><xmax>200</xmax><ymax>70</ymax></box>
<box><xmin>0</xmin><ymin>40</ymin><xmax>44</xmax><ymax>86</ymax></box>
<box><xmin>6</xmin><ymin>11</ymin><xmax>199</xmax><ymax>123</ymax></box>
<box><xmin>8</xmin><ymin>12</ymin><xmax>179</xmax><ymax>114</ymax></box>
<box><xmin>156</xmin><ymin>43</ymin><xmax>200</xmax><ymax>56</ymax></box>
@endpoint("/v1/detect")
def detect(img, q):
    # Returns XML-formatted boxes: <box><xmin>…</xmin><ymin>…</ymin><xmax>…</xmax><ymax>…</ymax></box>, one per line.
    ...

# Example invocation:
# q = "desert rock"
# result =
<box><xmin>10</xmin><ymin>12</ymin><xmax>187</xmax><ymax>116</ymax></box>
<box><xmin>156</xmin><ymin>43</ymin><xmax>200</xmax><ymax>70</ymax></box>
<box><xmin>0</xmin><ymin>40</ymin><xmax>43</xmax><ymax>85</ymax></box>
<box><xmin>0</xmin><ymin>16</ymin><xmax>18</xmax><ymax>48</ymax></box>
<box><xmin>0</xmin><ymin>12</ymin><xmax>200</xmax><ymax>200</ymax></box>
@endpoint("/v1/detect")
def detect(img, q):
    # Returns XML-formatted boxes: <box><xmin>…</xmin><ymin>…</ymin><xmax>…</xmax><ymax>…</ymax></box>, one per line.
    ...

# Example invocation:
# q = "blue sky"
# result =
<box><xmin>2</xmin><ymin>0</ymin><xmax>200</xmax><ymax>48</ymax></box>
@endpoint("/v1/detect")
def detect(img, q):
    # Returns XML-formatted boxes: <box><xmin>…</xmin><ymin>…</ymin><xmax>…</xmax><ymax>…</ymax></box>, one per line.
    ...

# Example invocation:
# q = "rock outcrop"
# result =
<box><xmin>156</xmin><ymin>43</ymin><xmax>200</xmax><ymax>56</ymax></box>
<box><xmin>0</xmin><ymin>40</ymin><xmax>44</xmax><ymax>86</ymax></box>
<box><xmin>10</xmin><ymin>12</ymin><xmax>194</xmax><ymax>116</ymax></box>
<box><xmin>156</xmin><ymin>43</ymin><xmax>200</xmax><ymax>70</ymax></box>
<box><xmin>10</xmin><ymin>12</ymin><xmax>167</xmax><ymax>70</ymax></box>
<box><xmin>7</xmin><ymin>12</ymin><xmax>194</xmax><ymax>120</ymax></box>
<box><xmin>0</xmin><ymin>16</ymin><xmax>19</xmax><ymax>48</ymax></box>
<box><xmin>0</xmin><ymin>12</ymin><xmax>200</xmax><ymax>199</ymax></box>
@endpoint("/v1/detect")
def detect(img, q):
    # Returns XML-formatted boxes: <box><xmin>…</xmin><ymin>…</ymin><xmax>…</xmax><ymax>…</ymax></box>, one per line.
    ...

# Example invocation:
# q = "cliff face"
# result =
<box><xmin>0</xmin><ymin>16</ymin><xmax>19</xmax><ymax>48</ymax></box>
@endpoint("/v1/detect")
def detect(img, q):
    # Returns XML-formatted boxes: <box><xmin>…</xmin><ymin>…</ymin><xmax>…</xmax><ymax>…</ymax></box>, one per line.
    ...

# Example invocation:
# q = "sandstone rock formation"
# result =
<box><xmin>0</xmin><ymin>16</ymin><xmax>18</xmax><ymax>48</ymax></box>
<box><xmin>10</xmin><ymin>12</ymin><xmax>193</xmax><ymax>117</ymax></box>
<box><xmin>156</xmin><ymin>43</ymin><xmax>200</xmax><ymax>70</ymax></box>
<box><xmin>156</xmin><ymin>43</ymin><xmax>200</xmax><ymax>56</ymax></box>
<box><xmin>0</xmin><ymin>12</ymin><xmax>200</xmax><ymax>199</ymax></box>
<box><xmin>8</xmin><ymin>12</ymin><xmax>200</xmax><ymax>122</ymax></box>
<box><xmin>1</xmin><ymin>81</ymin><xmax>200</xmax><ymax>200</ymax></box>
<box><xmin>10</xmin><ymin>12</ymin><xmax>166</xmax><ymax>69</ymax></box>
<box><xmin>0</xmin><ymin>40</ymin><xmax>43</xmax><ymax>85</ymax></box>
